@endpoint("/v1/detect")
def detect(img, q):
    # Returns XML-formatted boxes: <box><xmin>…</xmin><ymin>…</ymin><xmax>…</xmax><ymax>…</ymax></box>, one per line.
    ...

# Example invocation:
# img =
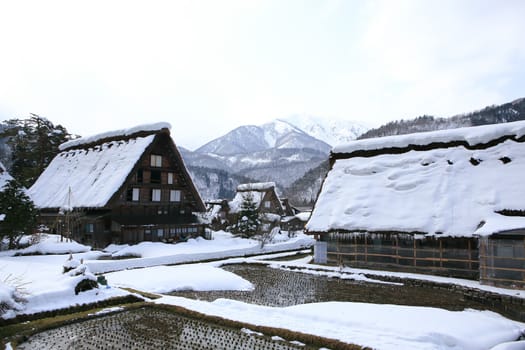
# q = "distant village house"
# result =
<box><xmin>228</xmin><ymin>182</ymin><xmax>284</xmax><ymax>233</ymax></box>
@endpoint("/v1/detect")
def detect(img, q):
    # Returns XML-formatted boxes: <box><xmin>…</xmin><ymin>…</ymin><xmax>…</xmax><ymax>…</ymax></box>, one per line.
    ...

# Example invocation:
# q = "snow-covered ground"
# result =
<box><xmin>1</xmin><ymin>232</ymin><xmax>524</xmax><ymax>350</ymax></box>
<box><xmin>155</xmin><ymin>297</ymin><xmax>523</xmax><ymax>350</ymax></box>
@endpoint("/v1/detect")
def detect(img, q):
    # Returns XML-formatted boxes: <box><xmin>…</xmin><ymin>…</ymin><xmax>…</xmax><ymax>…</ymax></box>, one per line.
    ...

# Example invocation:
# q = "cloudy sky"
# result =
<box><xmin>1</xmin><ymin>0</ymin><xmax>524</xmax><ymax>150</ymax></box>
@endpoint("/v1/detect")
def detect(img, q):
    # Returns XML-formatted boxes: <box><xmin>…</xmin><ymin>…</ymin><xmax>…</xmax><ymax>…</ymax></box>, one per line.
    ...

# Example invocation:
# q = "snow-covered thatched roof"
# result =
<box><xmin>59</xmin><ymin>122</ymin><xmax>171</xmax><ymax>151</ymax></box>
<box><xmin>229</xmin><ymin>182</ymin><xmax>282</xmax><ymax>214</ymax></box>
<box><xmin>332</xmin><ymin>120</ymin><xmax>525</xmax><ymax>155</ymax></box>
<box><xmin>29</xmin><ymin>123</ymin><xmax>170</xmax><ymax>209</ymax></box>
<box><xmin>307</xmin><ymin>121</ymin><xmax>525</xmax><ymax>237</ymax></box>
<box><xmin>236</xmin><ymin>182</ymin><xmax>276</xmax><ymax>192</ymax></box>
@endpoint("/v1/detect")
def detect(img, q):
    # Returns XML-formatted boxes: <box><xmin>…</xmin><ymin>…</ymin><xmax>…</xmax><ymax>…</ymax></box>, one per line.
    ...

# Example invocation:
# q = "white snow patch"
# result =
<box><xmin>155</xmin><ymin>297</ymin><xmax>525</xmax><ymax>350</ymax></box>
<box><xmin>105</xmin><ymin>264</ymin><xmax>253</xmax><ymax>293</ymax></box>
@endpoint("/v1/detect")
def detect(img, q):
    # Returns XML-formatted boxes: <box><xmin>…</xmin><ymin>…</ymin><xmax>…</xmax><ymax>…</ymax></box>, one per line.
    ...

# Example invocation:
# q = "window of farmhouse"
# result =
<box><xmin>86</xmin><ymin>223</ymin><xmax>94</xmax><ymax>233</ymax></box>
<box><xmin>151</xmin><ymin>154</ymin><xmax>162</xmax><ymax>167</ymax></box>
<box><xmin>264</xmin><ymin>201</ymin><xmax>271</xmax><ymax>208</ymax></box>
<box><xmin>126</xmin><ymin>188</ymin><xmax>140</xmax><ymax>201</ymax></box>
<box><xmin>170</xmin><ymin>190</ymin><xmax>182</xmax><ymax>202</ymax></box>
<box><xmin>167</xmin><ymin>172</ymin><xmax>174</xmax><ymax>184</ymax></box>
<box><xmin>150</xmin><ymin>170</ymin><xmax>161</xmax><ymax>184</ymax></box>
<box><xmin>151</xmin><ymin>189</ymin><xmax>162</xmax><ymax>202</ymax></box>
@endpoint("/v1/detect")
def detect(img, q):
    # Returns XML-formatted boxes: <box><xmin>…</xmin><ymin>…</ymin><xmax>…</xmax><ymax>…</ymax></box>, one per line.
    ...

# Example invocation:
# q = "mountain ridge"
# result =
<box><xmin>182</xmin><ymin>117</ymin><xmax>367</xmax><ymax>201</ymax></box>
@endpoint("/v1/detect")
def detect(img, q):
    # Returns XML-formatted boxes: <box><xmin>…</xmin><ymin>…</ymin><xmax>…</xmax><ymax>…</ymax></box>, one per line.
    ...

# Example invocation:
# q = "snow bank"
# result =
<box><xmin>88</xmin><ymin>232</ymin><xmax>315</xmax><ymax>274</ymax></box>
<box><xmin>0</xmin><ymin>280</ymin><xmax>24</xmax><ymax>319</ymax></box>
<box><xmin>17</xmin><ymin>235</ymin><xmax>91</xmax><ymax>255</ymax></box>
<box><xmin>155</xmin><ymin>297</ymin><xmax>524</xmax><ymax>350</ymax></box>
<box><xmin>105</xmin><ymin>264</ymin><xmax>253</xmax><ymax>293</ymax></box>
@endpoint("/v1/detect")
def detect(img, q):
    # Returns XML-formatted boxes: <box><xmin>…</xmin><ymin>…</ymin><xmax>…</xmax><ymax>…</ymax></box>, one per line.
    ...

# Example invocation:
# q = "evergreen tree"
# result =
<box><xmin>232</xmin><ymin>192</ymin><xmax>260</xmax><ymax>238</ymax></box>
<box><xmin>0</xmin><ymin>114</ymin><xmax>74</xmax><ymax>187</ymax></box>
<box><xmin>0</xmin><ymin>179</ymin><xmax>37</xmax><ymax>249</ymax></box>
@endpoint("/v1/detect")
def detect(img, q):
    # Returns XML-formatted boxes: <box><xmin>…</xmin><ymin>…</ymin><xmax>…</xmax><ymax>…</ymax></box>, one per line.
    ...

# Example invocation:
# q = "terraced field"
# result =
<box><xmin>172</xmin><ymin>263</ymin><xmax>489</xmax><ymax>310</ymax></box>
<box><xmin>17</xmin><ymin>307</ymin><xmax>318</xmax><ymax>350</ymax></box>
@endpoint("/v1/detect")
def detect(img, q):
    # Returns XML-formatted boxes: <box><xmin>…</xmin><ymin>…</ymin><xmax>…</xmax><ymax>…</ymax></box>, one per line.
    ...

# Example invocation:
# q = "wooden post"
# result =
<box><xmin>365</xmin><ymin>235</ymin><xmax>368</xmax><ymax>263</ymax></box>
<box><xmin>439</xmin><ymin>239</ymin><xmax>443</xmax><ymax>268</ymax></box>
<box><xmin>354</xmin><ymin>235</ymin><xmax>358</xmax><ymax>263</ymax></box>
<box><xmin>413</xmin><ymin>238</ymin><xmax>417</xmax><ymax>267</ymax></box>
<box><xmin>479</xmin><ymin>238</ymin><xmax>485</xmax><ymax>281</ymax></box>
<box><xmin>468</xmin><ymin>239</ymin><xmax>472</xmax><ymax>271</ymax></box>
<box><xmin>395</xmin><ymin>236</ymin><xmax>399</xmax><ymax>265</ymax></box>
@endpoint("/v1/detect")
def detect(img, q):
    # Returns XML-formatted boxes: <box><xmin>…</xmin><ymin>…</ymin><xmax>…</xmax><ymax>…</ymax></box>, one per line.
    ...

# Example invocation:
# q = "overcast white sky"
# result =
<box><xmin>1</xmin><ymin>0</ymin><xmax>524</xmax><ymax>150</ymax></box>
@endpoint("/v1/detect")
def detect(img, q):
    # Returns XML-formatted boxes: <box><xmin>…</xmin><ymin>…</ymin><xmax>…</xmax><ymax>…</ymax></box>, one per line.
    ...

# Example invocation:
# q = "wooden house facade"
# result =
<box><xmin>306</xmin><ymin>121</ymin><xmax>525</xmax><ymax>288</ymax></box>
<box><xmin>29</xmin><ymin>123</ymin><xmax>206</xmax><ymax>248</ymax></box>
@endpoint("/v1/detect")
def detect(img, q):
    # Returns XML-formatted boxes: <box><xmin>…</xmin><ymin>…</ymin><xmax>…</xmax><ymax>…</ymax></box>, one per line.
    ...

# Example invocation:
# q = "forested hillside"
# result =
<box><xmin>358</xmin><ymin>98</ymin><xmax>525</xmax><ymax>139</ymax></box>
<box><xmin>0</xmin><ymin>115</ymin><xmax>74</xmax><ymax>187</ymax></box>
<box><xmin>288</xmin><ymin>97</ymin><xmax>525</xmax><ymax>206</ymax></box>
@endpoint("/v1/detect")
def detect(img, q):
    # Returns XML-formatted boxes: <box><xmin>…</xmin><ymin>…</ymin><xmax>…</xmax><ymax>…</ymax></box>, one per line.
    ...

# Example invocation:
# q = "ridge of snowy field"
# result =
<box><xmin>155</xmin><ymin>296</ymin><xmax>524</xmax><ymax>350</ymax></box>
<box><xmin>86</xmin><ymin>231</ymin><xmax>314</xmax><ymax>274</ymax></box>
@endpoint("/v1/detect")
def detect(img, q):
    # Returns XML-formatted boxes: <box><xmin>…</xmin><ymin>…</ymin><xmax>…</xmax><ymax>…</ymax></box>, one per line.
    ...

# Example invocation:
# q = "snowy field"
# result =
<box><xmin>1</xmin><ymin>232</ymin><xmax>524</xmax><ymax>350</ymax></box>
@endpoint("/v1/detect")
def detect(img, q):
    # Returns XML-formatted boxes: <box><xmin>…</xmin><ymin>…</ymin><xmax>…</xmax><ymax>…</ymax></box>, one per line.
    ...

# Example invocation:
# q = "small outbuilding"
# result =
<box><xmin>306</xmin><ymin>121</ymin><xmax>525</xmax><ymax>288</ymax></box>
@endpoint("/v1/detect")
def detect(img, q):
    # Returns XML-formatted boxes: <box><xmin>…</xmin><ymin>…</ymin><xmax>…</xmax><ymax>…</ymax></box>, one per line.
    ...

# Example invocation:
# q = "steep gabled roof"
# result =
<box><xmin>236</xmin><ymin>182</ymin><xmax>276</xmax><ymax>192</ymax></box>
<box><xmin>229</xmin><ymin>182</ymin><xmax>283</xmax><ymax>213</ymax></box>
<box><xmin>307</xmin><ymin>121</ymin><xmax>525</xmax><ymax>237</ymax></box>
<box><xmin>29</xmin><ymin>123</ymin><xmax>170</xmax><ymax>209</ymax></box>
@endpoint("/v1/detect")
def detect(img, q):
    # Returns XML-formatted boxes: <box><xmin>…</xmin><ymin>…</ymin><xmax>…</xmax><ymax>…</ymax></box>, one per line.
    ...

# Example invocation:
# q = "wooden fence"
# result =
<box><xmin>324</xmin><ymin>232</ymin><xmax>479</xmax><ymax>280</ymax></box>
<box><xmin>479</xmin><ymin>234</ymin><xmax>525</xmax><ymax>288</ymax></box>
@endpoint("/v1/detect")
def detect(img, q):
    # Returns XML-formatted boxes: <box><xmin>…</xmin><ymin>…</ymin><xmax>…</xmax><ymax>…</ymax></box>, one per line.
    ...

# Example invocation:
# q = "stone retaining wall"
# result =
<box><xmin>366</xmin><ymin>274</ymin><xmax>525</xmax><ymax>322</ymax></box>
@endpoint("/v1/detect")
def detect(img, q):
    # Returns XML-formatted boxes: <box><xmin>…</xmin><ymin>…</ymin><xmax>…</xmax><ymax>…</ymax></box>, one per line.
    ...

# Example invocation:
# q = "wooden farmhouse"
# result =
<box><xmin>28</xmin><ymin>122</ymin><xmax>206</xmax><ymax>248</ymax></box>
<box><xmin>306</xmin><ymin>120</ymin><xmax>525</xmax><ymax>288</ymax></box>
<box><xmin>227</xmin><ymin>182</ymin><xmax>285</xmax><ymax>233</ymax></box>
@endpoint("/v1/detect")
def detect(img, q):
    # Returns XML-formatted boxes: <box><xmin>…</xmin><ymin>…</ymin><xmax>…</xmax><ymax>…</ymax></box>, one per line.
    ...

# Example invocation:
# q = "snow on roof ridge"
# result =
<box><xmin>332</xmin><ymin>120</ymin><xmax>525</xmax><ymax>155</ymax></box>
<box><xmin>237</xmin><ymin>182</ymin><xmax>276</xmax><ymax>191</ymax></box>
<box><xmin>59</xmin><ymin>122</ymin><xmax>171</xmax><ymax>151</ymax></box>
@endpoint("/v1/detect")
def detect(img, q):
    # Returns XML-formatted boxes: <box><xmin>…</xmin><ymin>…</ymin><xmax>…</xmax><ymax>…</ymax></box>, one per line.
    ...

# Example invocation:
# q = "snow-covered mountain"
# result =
<box><xmin>196</xmin><ymin>119</ymin><xmax>331</xmax><ymax>155</ymax></box>
<box><xmin>281</xmin><ymin>114</ymin><xmax>369</xmax><ymax>147</ymax></box>
<box><xmin>182</xmin><ymin>117</ymin><xmax>368</xmax><ymax>201</ymax></box>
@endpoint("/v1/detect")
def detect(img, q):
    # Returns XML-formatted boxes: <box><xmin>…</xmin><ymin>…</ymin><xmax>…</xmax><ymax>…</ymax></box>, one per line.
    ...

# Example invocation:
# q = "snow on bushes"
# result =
<box><xmin>0</xmin><ymin>277</ymin><xmax>26</xmax><ymax>318</ymax></box>
<box><xmin>63</xmin><ymin>255</ymin><xmax>98</xmax><ymax>295</ymax></box>
<box><xmin>17</xmin><ymin>234</ymin><xmax>91</xmax><ymax>255</ymax></box>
